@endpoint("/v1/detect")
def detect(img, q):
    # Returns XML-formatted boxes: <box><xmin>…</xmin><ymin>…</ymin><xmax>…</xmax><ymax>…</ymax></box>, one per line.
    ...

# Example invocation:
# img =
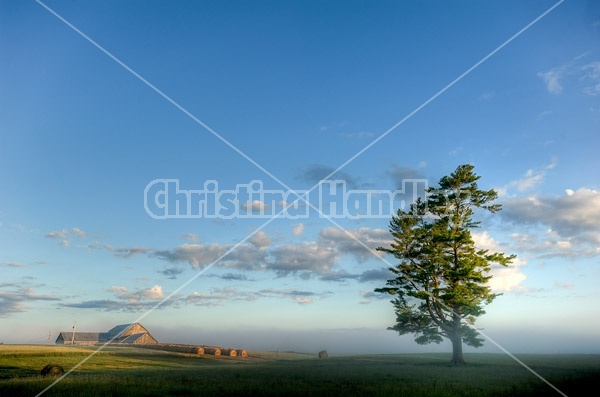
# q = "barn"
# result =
<box><xmin>54</xmin><ymin>332</ymin><xmax>101</xmax><ymax>346</ymax></box>
<box><xmin>55</xmin><ymin>323</ymin><xmax>158</xmax><ymax>345</ymax></box>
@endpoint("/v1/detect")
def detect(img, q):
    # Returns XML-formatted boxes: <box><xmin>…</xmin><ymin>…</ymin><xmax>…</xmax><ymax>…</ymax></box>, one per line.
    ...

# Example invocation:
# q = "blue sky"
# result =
<box><xmin>1</xmin><ymin>0</ymin><xmax>599</xmax><ymax>355</ymax></box>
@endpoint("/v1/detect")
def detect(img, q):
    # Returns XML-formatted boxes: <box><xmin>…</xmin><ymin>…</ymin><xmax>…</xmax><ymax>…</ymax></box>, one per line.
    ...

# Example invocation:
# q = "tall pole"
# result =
<box><xmin>71</xmin><ymin>322</ymin><xmax>76</xmax><ymax>345</ymax></box>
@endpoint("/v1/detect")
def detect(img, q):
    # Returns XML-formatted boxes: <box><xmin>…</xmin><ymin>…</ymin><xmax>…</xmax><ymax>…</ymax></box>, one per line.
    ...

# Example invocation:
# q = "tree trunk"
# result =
<box><xmin>449</xmin><ymin>318</ymin><xmax>465</xmax><ymax>365</ymax></box>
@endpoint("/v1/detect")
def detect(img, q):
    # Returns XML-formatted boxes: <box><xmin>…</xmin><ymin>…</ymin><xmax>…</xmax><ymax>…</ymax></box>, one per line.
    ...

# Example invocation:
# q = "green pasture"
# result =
<box><xmin>1</xmin><ymin>345</ymin><xmax>598</xmax><ymax>396</ymax></box>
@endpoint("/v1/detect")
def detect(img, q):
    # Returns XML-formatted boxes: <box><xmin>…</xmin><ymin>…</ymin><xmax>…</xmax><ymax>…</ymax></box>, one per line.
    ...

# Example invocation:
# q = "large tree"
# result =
<box><xmin>375</xmin><ymin>164</ymin><xmax>514</xmax><ymax>365</ymax></box>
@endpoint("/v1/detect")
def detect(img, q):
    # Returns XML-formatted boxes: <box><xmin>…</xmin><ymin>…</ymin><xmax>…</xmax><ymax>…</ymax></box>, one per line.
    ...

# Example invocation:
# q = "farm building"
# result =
<box><xmin>54</xmin><ymin>332</ymin><xmax>101</xmax><ymax>346</ymax></box>
<box><xmin>55</xmin><ymin>323</ymin><xmax>158</xmax><ymax>346</ymax></box>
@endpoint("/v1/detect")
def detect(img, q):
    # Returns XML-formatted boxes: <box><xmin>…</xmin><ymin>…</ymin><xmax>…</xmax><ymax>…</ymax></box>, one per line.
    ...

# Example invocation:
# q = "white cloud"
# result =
<box><xmin>538</xmin><ymin>54</ymin><xmax>600</xmax><ymax>96</ymax></box>
<box><xmin>0</xmin><ymin>286</ymin><xmax>60</xmax><ymax>317</ymax></box>
<box><xmin>472</xmin><ymin>231</ymin><xmax>527</xmax><ymax>293</ymax></box>
<box><xmin>63</xmin><ymin>284</ymin><xmax>172</xmax><ymax>312</ymax></box>
<box><xmin>97</xmin><ymin>227</ymin><xmax>395</xmax><ymax>279</ymax></box>
<box><xmin>94</xmin><ymin>242</ymin><xmax>152</xmax><ymax>258</ymax></box>
<box><xmin>502</xmin><ymin>188</ymin><xmax>600</xmax><ymax>257</ymax></box>
<box><xmin>66</xmin><ymin>285</ymin><xmax>306</xmax><ymax>311</ymax></box>
<box><xmin>471</xmin><ymin>231</ymin><xmax>501</xmax><ymax>252</ymax></box>
<box><xmin>269</xmin><ymin>242</ymin><xmax>340</xmax><ymax>277</ymax></box>
<box><xmin>223</xmin><ymin>244</ymin><xmax>269</xmax><ymax>271</ymax></box>
<box><xmin>518</xmin><ymin>169</ymin><xmax>545</xmax><ymax>191</ymax></box>
<box><xmin>242</xmin><ymin>200</ymin><xmax>269</xmax><ymax>212</ymax></box>
<box><xmin>248</xmin><ymin>231</ymin><xmax>272</xmax><ymax>248</ymax></box>
<box><xmin>518</xmin><ymin>159</ymin><xmax>557</xmax><ymax>191</ymax></box>
<box><xmin>155</xmin><ymin>227</ymin><xmax>392</xmax><ymax>278</ymax></box>
<box><xmin>292</xmin><ymin>223</ymin><xmax>304</xmax><ymax>236</ymax></box>
<box><xmin>45</xmin><ymin>229</ymin><xmax>69</xmax><ymax>239</ymax></box>
<box><xmin>181</xmin><ymin>233</ymin><xmax>199</xmax><ymax>242</ymax></box>
<box><xmin>108</xmin><ymin>286</ymin><xmax>129</xmax><ymax>298</ymax></box>
<box><xmin>293</xmin><ymin>296</ymin><xmax>313</xmax><ymax>304</ymax></box>
<box><xmin>184</xmin><ymin>288</ymin><xmax>256</xmax><ymax>307</ymax></box>
<box><xmin>487</xmin><ymin>260</ymin><xmax>527</xmax><ymax>293</ymax></box>
<box><xmin>497</xmin><ymin>159</ymin><xmax>557</xmax><ymax>196</ymax></box>
<box><xmin>581</xmin><ymin>61</ymin><xmax>600</xmax><ymax>96</ymax></box>
<box><xmin>46</xmin><ymin>227</ymin><xmax>87</xmax><ymax>239</ymax></box>
<box><xmin>319</xmin><ymin>227</ymin><xmax>391</xmax><ymax>262</ymax></box>
<box><xmin>1</xmin><ymin>262</ymin><xmax>26</xmax><ymax>267</ymax></box>
<box><xmin>259</xmin><ymin>288</ymin><xmax>326</xmax><ymax>305</ymax></box>
<box><xmin>153</xmin><ymin>242</ymin><xmax>268</xmax><ymax>271</ymax></box>
<box><xmin>108</xmin><ymin>284</ymin><xmax>164</xmax><ymax>302</ymax></box>
<box><xmin>153</xmin><ymin>243</ymin><xmax>227</xmax><ymax>269</ymax></box>
<box><xmin>142</xmin><ymin>285</ymin><xmax>163</xmax><ymax>300</ymax></box>
<box><xmin>538</xmin><ymin>69</ymin><xmax>564</xmax><ymax>94</ymax></box>
<box><xmin>72</xmin><ymin>228</ymin><xmax>87</xmax><ymax>238</ymax></box>
<box><xmin>183</xmin><ymin>287</ymin><xmax>324</xmax><ymax>307</ymax></box>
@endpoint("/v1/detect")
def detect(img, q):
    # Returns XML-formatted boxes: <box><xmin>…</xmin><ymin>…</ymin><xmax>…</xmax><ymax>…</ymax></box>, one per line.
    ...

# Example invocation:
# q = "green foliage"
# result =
<box><xmin>376</xmin><ymin>165</ymin><xmax>515</xmax><ymax>358</ymax></box>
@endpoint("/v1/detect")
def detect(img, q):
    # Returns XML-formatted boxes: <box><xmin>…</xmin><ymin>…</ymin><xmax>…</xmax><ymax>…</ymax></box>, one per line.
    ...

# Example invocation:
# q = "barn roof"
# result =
<box><xmin>58</xmin><ymin>332</ymin><xmax>101</xmax><ymax>342</ymax></box>
<box><xmin>118</xmin><ymin>333</ymin><xmax>146</xmax><ymax>343</ymax></box>
<box><xmin>105</xmin><ymin>324</ymin><xmax>134</xmax><ymax>338</ymax></box>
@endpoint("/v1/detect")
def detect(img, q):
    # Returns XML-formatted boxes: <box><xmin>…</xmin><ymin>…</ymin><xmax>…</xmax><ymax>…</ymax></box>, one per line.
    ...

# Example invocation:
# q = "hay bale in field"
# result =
<box><xmin>41</xmin><ymin>364</ymin><xmax>64</xmax><ymax>377</ymax></box>
<box><xmin>220</xmin><ymin>348</ymin><xmax>237</xmax><ymax>357</ymax></box>
<box><xmin>140</xmin><ymin>342</ymin><xmax>238</xmax><ymax>357</ymax></box>
<box><xmin>203</xmin><ymin>346</ymin><xmax>221</xmax><ymax>356</ymax></box>
<box><xmin>318</xmin><ymin>350</ymin><xmax>328</xmax><ymax>359</ymax></box>
<box><xmin>176</xmin><ymin>345</ymin><xmax>194</xmax><ymax>354</ymax></box>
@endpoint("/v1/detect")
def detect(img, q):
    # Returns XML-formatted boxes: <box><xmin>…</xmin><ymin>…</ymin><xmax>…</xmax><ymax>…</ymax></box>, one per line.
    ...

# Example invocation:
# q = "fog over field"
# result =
<box><xmin>149</xmin><ymin>327</ymin><xmax>600</xmax><ymax>356</ymax></box>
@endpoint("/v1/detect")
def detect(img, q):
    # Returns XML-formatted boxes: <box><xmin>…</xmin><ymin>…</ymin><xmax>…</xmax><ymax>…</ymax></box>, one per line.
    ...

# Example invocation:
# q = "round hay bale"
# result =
<box><xmin>237</xmin><ymin>349</ymin><xmax>248</xmax><ymax>358</ymax></box>
<box><xmin>41</xmin><ymin>364</ymin><xmax>65</xmax><ymax>377</ymax></box>
<box><xmin>185</xmin><ymin>346</ymin><xmax>198</xmax><ymax>354</ymax></box>
<box><xmin>196</xmin><ymin>347</ymin><xmax>205</xmax><ymax>355</ymax></box>
<box><xmin>318</xmin><ymin>350</ymin><xmax>328</xmax><ymax>359</ymax></box>
<box><xmin>203</xmin><ymin>346</ymin><xmax>221</xmax><ymax>356</ymax></box>
<box><xmin>221</xmin><ymin>348</ymin><xmax>237</xmax><ymax>357</ymax></box>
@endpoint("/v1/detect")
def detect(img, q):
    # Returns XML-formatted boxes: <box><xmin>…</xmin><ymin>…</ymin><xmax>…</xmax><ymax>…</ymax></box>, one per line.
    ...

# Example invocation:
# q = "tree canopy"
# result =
<box><xmin>375</xmin><ymin>164</ymin><xmax>515</xmax><ymax>365</ymax></box>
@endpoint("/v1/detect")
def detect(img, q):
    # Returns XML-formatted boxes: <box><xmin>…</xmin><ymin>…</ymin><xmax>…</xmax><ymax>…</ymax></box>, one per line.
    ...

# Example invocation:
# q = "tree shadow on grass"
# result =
<box><xmin>0</xmin><ymin>366</ymin><xmax>39</xmax><ymax>379</ymax></box>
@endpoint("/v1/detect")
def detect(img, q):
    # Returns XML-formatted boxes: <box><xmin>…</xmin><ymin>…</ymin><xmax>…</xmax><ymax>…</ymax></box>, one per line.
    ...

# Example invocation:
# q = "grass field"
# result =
<box><xmin>1</xmin><ymin>345</ymin><xmax>598</xmax><ymax>396</ymax></box>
